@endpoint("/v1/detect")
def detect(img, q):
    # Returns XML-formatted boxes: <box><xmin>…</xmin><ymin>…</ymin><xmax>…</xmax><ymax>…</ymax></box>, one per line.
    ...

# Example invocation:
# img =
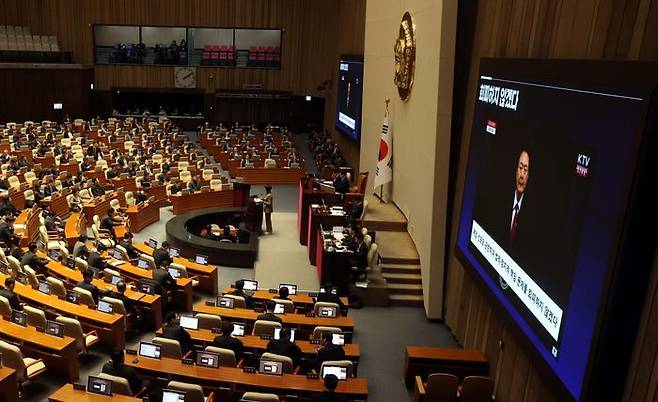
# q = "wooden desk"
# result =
<box><xmin>146</xmin><ymin>183</ymin><xmax>167</xmax><ymax>205</ymax></box>
<box><xmin>157</xmin><ymin>327</ymin><xmax>360</xmax><ymax>360</ymax></box>
<box><xmin>170</xmin><ymin>189</ymin><xmax>235</xmax><ymax>215</ymax></box>
<box><xmin>297</xmin><ymin>179</ymin><xmax>343</xmax><ymax>245</ymax></box>
<box><xmin>40</xmin><ymin>189</ymin><xmax>72</xmax><ymax>217</ymax></box>
<box><xmin>86</xmin><ymin>170</ymin><xmax>108</xmax><ymax>185</ymax></box>
<box><xmin>83</xmin><ymin>193</ymin><xmax>114</xmax><ymax>223</ymax></box>
<box><xmin>235</xmin><ymin>167</ymin><xmax>305</xmax><ymax>184</ymax></box>
<box><xmin>193</xmin><ymin>304</ymin><xmax>355</xmax><ymax>338</ymax></box>
<box><xmin>58</xmin><ymin>162</ymin><xmax>80</xmax><ymax>178</ymax></box>
<box><xmin>0</xmin><ymin>271</ymin><xmax>126</xmax><ymax>348</ymax></box>
<box><xmin>126</xmin><ymin>201</ymin><xmax>160</xmax><ymax>233</ymax></box>
<box><xmin>307</xmin><ymin>207</ymin><xmax>348</xmax><ymax>265</ymax></box>
<box><xmin>49</xmin><ymin>384</ymin><xmax>140</xmax><ymax>402</ymax></box>
<box><xmin>0</xmin><ymin>317</ymin><xmax>79</xmax><ymax>381</ymax></box>
<box><xmin>35</xmin><ymin>155</ymin><xmax>56</xmax><ymax>168</ymax></box>
<box><xmin>127</xmin><ymin>355</ymin><xmax>368</xmax><ymax>399</ymax></box>
<box><xmin>65</xmin><ymin>212</ymin><xmax>87</xmax><ymax>248</ymax></box>
<box><xmin>135</xmin><ymin>243</ymin><xmax>218</xmax><ymax>295</ymax></box>
<box><xmin>9</xmin><ymin>187</ymin><xmax>25</xmax><ymax>210</ymax></box>
<box><xmin>14</xmin><ymin>206</ymin><xmax>41</xmax><ymax>247</ymax></box>
<box><xmin>37</xmin><ymin>252</ymin><xmax>163</xmax><ymax>329</ymax></box>
<box><xmin>106</xmin><ymin>259</ymin><xmax>193</xmax><ymax>311</ymax></box>
<box><xmin>222</xmin><ymin>287</ymin><xmax>349</xmax><ymax>310</ymax></box>
<box><xmin>0</xmin><ymin>367</ymin><xmax>19</xmax><ymax>402</ymax></box>
<box><xmin>112</xmin><ymin>176</ymin><xmax>137</xmax><ymax>193</ymax></box>
<box><xmin>403</xmin><ymin>346</ymin><xmax>489</xmax><ymax>387</ymax></box>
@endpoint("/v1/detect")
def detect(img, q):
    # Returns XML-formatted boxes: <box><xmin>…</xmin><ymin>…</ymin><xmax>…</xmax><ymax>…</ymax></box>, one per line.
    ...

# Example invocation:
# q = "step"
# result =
<box><xmin>376</xmin><ymin>232</ymin><xmax>421</xmax><ymax>265</ymax></box>
<box><xmin>389</xmin><ymin>294</ymin><xmax>424</xmax><ymax>307</ymax></box>
<box><xmin>387</xmin><ymin>283</ymin><xmax>424</xmax><ymax>295</ymax></box>
<box><xmin>382</xmin><ymin>272</ymin><xmax>422</xmax><ymax>284</ymax></box>
<box><xmin>381</xmin><ymin>263</ymin><xmax>422</xmax><ymax>275</ymax></box>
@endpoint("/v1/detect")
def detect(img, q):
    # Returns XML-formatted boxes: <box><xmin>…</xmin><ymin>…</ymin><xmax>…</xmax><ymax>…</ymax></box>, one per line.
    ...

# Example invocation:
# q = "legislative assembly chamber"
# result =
<box><xmin>0</xmin><ymin>1</ymin><xmax>657</xmax><ymax>402</ymax></box>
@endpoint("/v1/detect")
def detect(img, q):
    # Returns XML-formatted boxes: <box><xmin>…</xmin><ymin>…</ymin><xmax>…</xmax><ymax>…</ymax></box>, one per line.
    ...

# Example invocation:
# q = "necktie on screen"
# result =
<box><xmin>510</xmin><ymin>203</ymin><xmax>520</xmax><ymax>244</ymax></box>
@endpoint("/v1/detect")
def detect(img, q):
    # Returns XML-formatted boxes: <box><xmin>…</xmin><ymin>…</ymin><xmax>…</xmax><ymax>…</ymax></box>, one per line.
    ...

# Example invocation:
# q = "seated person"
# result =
<box><xmin>153</xmin><ymin>241</ymin><xmax>173</xmax><ymax>267</ymax></box>
<box><xmin>277</xmin><ymin>286</ymin><xmax>290</xmax><ymax>301</ymax></box>
<box><xmin>88</xmin><ymin>243</ymin><xmax>111</xmax><ymax>271</ymax></box>
<box><xmin>333</xmin><ymin>172</ymin><xmax>350</xmax><ymax>194</ymax></box>
<box><xmin>0</xmin><ymin>195</ymin><xmax>19</xmax><ymax>217</ymax></box>
<box><xmin>90</xmin><ymin>178</ymin><xmax>106</xmax><ymax>197</ymax></box>
<box><xmin>349</xmin><ymin>233</ymin><xmax>368</xmax><ymax>272</ymax></box>
<box><xmin>311</xmin><ymin>374</ymin><xmax>347</xmax><ymax>402</ymax></box>
<box><xmin>101</xmin><ymin>208</ymin><xmax>123</xmax><ymax>241</ymax></box>
<box><xmin>20</xmin><ymin>242</ymin><xmax>49</xmax><ymax>276</ymax></box>
<box><xmin>266</xmin><ymin>328</ymin><xmax>301</xmax><ymax>367</ymax></box>
<box><xmin>135</xmin><ymin>189</ymin><xmax>149</xmax><ymax>204</ymax></box>
<box><xmin>77</xmin><ymin>269</ymin><xmax>109</xmax><ymax>304</ymax></box>
<box><xmin>0</xmin><ymin>213</ymin><xmax>16</xmax><ymax>245</ymax></box>
<box><xmin>119</xmin><ymin>232</ymin><xmax>140</xmax><ymax>260</ymax></box>
<box><xmin>0</xmin><ymin>278</ymin><xmax>23</xmax><ymax>311</ymax></box>
<box><xmin>73</xmin><ymin>234</ymin><xmax>90</xmax><ymax>258</ymax></box>
<box><xmin>109</xmin><ymin>280</ymin><xmax>137</xmax><ymax>316</ymax></box>
<box><xmin>256</xmin><ymin>300</ymin><xmax>283</xmax><ymax>324</ymax></box>
<box><xmin>102</xmin><ymin>348</ymin><xmax>143</xmax><ymax>395</ymax></box>
<box><xmin>187</xmin><ymin>174</ymin><xmax>202</xmax><ymax>192</ymax></box>
<box><xmin>212</xmin><ymin>320</ymin><xmax>244</xmax><ymax>361</ymax></box>
<box><xmin>162</xmin><ymin>313</ymin><xmax>193</xmax><ymax>355</ymax></box>
<box><xmin>227</xmin><ymin>279</ymin><xmax>253</xmax><ymax>308</ymax></box>
<box><xmin>315</xmin><ymin>332</ymin><xmax>346</xmax><ymax>370</ymax></box>
<box><xmin>152</xmin><ymin>263</ymin><xmax>176</xmax><ymax>295</ymax></box>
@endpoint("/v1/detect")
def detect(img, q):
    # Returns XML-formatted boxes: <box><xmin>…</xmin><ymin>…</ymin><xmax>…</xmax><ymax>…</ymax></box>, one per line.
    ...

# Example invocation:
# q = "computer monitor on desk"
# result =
<box><xmin>87</xmin><ymin>375</ymin><xmax>112</xmax><ymax>396</ymax></box>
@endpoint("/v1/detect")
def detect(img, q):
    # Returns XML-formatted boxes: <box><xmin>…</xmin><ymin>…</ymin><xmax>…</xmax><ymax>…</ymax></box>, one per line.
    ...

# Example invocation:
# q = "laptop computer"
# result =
<box><xmin>87</xmin><ymin>375</ymin><xmax>112</xmax><ymax>396</ymax></box>
<box><xmin>38</xmin><ymin>281</ymin><xmax>50</xmax><ymax>295</ymax></box>
<box><xmin>195</xmin><ymin>254</ymin><xmax>208</xmax><ymax>265</ymax></box>
<box><xmin>138</xmin><ymin>281</ymin><xmax>155</xmax><ymax>295</ymax></box>
<box><xmin>109</xmin><ymin>275</ymin><xmax>122</xmax><ymax>285</ymax></box>
<box><xmin>231</xmin><ymin>322</ymin><xmax>245</xmax><ymax>337</ymax></box>
<box><xmin>196</xmin><ymin>351</ymin><xmax>220</xmax><ymax>368</ymax></box>
<box><xmin>46</xmin><ymin>320</ymin><xmax>64</xmax><ymax>337</ymax></box>
<box><xmin>321</xmin><ymin>364</ymin><xmax>348</xmax><ymax>380</ymax></box>
<box><xmin>137</xmin><ymin>259</ymin><xmax>149</xmax><ymax>269</ymax></box>
<box><xmin>332</xmin><ymin>333</ymin><xmax>346</xmax><ymax>346</ymax></box>
<box><xmin>279</xmin><ymin>283</ymin><xmax>297</xmax><ymax>295</ymax></box>
<box><xmin>273</xmin><ymin>303</ymin><xmax>286</xmax><ymax>314</ymax></box>
<box><xmin>111</xmin><ymin>250</ymin><xmax>123</xmax><ymax>260</ymax></box>
<box><xmin>318</xmin><ymin>305</ymin><xmax>338</xmax><ymax>318</ymax></box>
<box><xmin>147</xmin><ymin>238</ymin><xmax>158</xmax><ymax>248</ymax></box>
<box><xmin>259</xmin><ymin>360</ymin><xmax>283</xmax><ymax>376</ymax></box>
<box><xmin>138</xmin><ymin>342</ymin><xmax>161</xmax><ymax>359</ymax></box>
<box><xmin>273</xmin><ymin>327</ymin><xmax>296</xmax><ymax>342</ymax></box>
<box><xmin>179</xmin><ymin>315</ymin><xmax>199</xmax><ymax>330</ymax></box>
<box><xmin>217</xmin><ymin>296</ymin><xmax>234</xmax><ymax>309</ymax></box>
<box><xmin>161</xmin><ymin>389</ymin><xmax>186</xmax><ymax>402</ymax></box>
<box><xmin>97</xmin><ymin>300</ymin><xmax>114</xmax><ymax>314</ymax></box>
<box><xmin>168</xmin><ymin>267</ymin><xmax>182</xmax><ymax>279</ymax></box>
<box><xmin>168</xmin><ymin>247</ymin><xmax>180</xmax><ymax>258</ymax></box>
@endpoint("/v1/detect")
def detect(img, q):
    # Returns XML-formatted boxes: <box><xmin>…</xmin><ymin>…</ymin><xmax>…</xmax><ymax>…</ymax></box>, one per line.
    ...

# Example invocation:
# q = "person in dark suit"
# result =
<box><xmin>0</xmin><ymin>214</ymin><xmax>16</xmax><ymax>245</ymax></box>
<box><xmin>162</xmin><ymin>313</ymin><xmax>193</xmax><ymax>355</ymax></box>
<box><xmin>119</xmin><ymin>232</ymin><xmax>140</xmax><ymax>260</ymax></box>
<box><xmin>87</xmin><ymin>243</ymin><xmax>111</xmax><ymax>271</ymax></box>
<box><xmin>349</xmin><ymin>234</ymin><xmax>368</xmax><ymax>269</ymax></box>
<box><xmin>20</xmin><ymin>242</ymin><xmax>49</xmax><ymax>276</ymax></box>
<box><xmin>102</xmin><ymin>348</ymin><xmax>143</xmax><ymax>395</ymax></box>
<box><xmin>77</xmin><ymin>269</ymin><xmax>109</xmax><ymax>304</ymax></box>
<box><xmin>257</xmin><ymin>300</ymin><xmax>283</xmax><ymax>324</ymax></box>
<box><xmin>90</xmin><ymin>178</ymin><xmax>106</xmax><ymax>197</ymax></box>
<box><xmin>0</xmin><ymin>195</ymin><xmax>19</xmax><ymax>217</ymax></box>
<box><xmin>315</xmin><ymin>332</ymin><xmax>345</xmax><ymax>370</ymax></box>
<box><xmin>73</xmin><ymin>235</ymin><xmax>89</xmax><ymax>258</ymax></box>
<box><xmin>227</xmin><ymin>280</ymin><xmax>253</xmax><ymax>308</ymax></box>
<box><xmin>100</xmin><ymin>208</ymin><xmax>122</xmax><ymax>242</ymax></box>
<box><xmin>266</xmin><ymin>328</ymin><xmax>301</xmax><ymax>367</ymax></box>
<box><xmin>311</xmin><ymin>374</ymin><xmax>347</xmax><ymax>402</ymax></box>
<box><xmin>317</xmin><ymin>282</ymin><xmax>345</xmax><ymax>310</ymax></box>
<box><xmin>187</xmin><ymin>174</ymin><xmax>202</xmax><ymax>192</ymax></box>
<box><xmin>152</xmin><ymin>263</ymin><xmax>176</xmax><ymax>294</ymax></box>
<box><xmin>212</xmin><ymin>320</ymin><xmax>244</xmax><ymax>361</ymax></box>
<box><xmin>277</xmin><ymin>286</ymin><xmax>290</xmax><ymax>301</ymax></box>
<box><xmin>0</xmin><ymin>278</ymin><xmax>23</xmax><ymax>311</ymax></box>
<box><xmin>153</xmin><ymin>242</ymin><xmax>173</xmax><ymax>267</ymax></box>
<box><xmin>109</xmin><ymin>280</ymin><xmax>137</xmax><ymax>316</ymax></box>
<box><xmin>333</xmin><ymin>172</ymin><xmax>350</xmax><ymax>194</ymax></box>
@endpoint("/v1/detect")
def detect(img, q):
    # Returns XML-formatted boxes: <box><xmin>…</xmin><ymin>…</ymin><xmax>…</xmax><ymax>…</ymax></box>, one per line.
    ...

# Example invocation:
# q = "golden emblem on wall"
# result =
<box><xmin>394</xmin><ymin>11</ymin><xmax>416</xmax><ymax>101</ymax></box>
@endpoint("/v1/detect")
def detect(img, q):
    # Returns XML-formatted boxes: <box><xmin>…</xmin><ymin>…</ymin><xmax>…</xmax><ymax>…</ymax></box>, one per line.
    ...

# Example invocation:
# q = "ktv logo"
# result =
<box><xmin>576</xmin><ymin>153</ymin><xmax>590</xmax><ymax>177</ymax></box>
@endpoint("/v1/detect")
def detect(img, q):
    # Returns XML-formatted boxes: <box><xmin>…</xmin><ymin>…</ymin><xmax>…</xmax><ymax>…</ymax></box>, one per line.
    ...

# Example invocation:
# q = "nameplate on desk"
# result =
<box><xmin>126</xmin><ymin>349</ymin><xmax>137</xmax><ymax>355</ymax></box>
<box><xmin>73</xmin><ymin>383</ymin><xmax>86</xmax><ymax>391</ymax></box>
<box><xmin>35</xmin><ymin>326</ymin><xmax>45</xmax><ymax>333</ymax></box>
<box><xmin>268</xmin><ymin>288</ymin><xmax>277</xmax><ymax>294</ymax></box>
<box><xmin>305</xmin><ymin>312</ymin><xmax>316</xmax><ymax>317</ymax></box>
<box><xmin>181</xmin><ymin>358</ymin><xmax>194</xmax><ymax>365</ymax></box>
<box><xmin>243</xmin><ymin>366</ymin><xmax>256</xmax><ymax>373</ymax></box>
<box><xmin>211</xmin><ymin>328</ymin><xmax>221</xmax><ymax>334</ymax></box>
<box><xmin>205</xmin><ymin>300</ymin><xmax>216</xmax><ymax>307</ymax></box>
<box><xmin>260</xmin><ymin>335</ymin><xmax>272</xmax><ymax>340</ymax></box>
<box><xmin>310</xmin><ymin>339</ymin><xmax>321</xmax><ymax>345</ymax></box>
<box><xmin>308</xmin><ymin>292</ymin><xmax>318</xmax><ymax>298</ymax></box>
<box><xmin>306</xmin><ymin>373</ymin><xmax>319</xmax><ymax>379</ymax></box>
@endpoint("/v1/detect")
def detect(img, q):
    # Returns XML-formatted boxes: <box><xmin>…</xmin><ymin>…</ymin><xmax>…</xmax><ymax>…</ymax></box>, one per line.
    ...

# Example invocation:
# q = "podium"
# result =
<box><xmin>233</xmin><ymin>182</ymin><xmax>252</xmax><ymax>207</ymax></box>
<box><xmin>246</xmin><ymin>196</ymin><xmax>263</xmax><ymax>234</ymax></box>
<box><xmin>297</xmin><ymin>178</ymin><xmax>343</xmax><ymax>245</ymax></box>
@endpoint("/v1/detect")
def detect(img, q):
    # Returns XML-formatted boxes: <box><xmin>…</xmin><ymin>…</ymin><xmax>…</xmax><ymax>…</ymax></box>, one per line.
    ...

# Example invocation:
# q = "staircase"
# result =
<box><xmin>362</xmin><ymin>195</ymin><xmax>424</xmax><ymax>307</ymax></box>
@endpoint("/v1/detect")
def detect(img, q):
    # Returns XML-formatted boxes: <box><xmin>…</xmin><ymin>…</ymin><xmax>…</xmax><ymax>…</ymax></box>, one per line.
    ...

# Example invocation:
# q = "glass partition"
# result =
<box><xmin>93</xmin><ymin>25</ymin><xmax>281</xmax><ymax>69</ymax></box>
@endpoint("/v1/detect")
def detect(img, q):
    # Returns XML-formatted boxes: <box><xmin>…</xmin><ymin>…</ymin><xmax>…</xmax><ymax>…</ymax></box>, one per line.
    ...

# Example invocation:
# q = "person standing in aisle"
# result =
<box><xmin>263</xmin><ymin>184</ymin><xmax>273</xmax><ymax>233</ymax></box>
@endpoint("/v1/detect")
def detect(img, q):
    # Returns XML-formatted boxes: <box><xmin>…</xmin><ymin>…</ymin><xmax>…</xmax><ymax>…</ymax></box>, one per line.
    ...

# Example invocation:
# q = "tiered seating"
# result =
<box><xmin>0</xmin><ymin>25</ymin><xmax>68</xmax><ymax>63</ymax></box>
<box><xmin>201</xmin><ymin>45</ymin><xmax>235</xmax><ymax>66</ymax></box>
<box><xmin>247</xmin><ymin>46</ymin><xmax>281</xmax><ymax>68</ymax></box>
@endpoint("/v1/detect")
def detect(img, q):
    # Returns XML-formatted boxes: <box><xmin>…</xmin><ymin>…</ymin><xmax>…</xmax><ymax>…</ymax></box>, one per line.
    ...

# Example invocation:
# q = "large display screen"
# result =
<box><xmin>456</xmin><ymin>59</ymin><xmax>652</xmax><ymax>401</ymax></box>
<box><xmin>335</xmin><ymin>56</ymin><xmax>364</xmax><ymax>141</ymax></box>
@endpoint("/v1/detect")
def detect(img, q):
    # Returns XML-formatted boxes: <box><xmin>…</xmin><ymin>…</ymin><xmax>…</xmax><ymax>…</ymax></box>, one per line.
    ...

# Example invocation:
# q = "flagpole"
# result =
<box><xmin>376</xmin><ymin>98</ymin><xmax>390</xmax><ymax>203</ymax></box>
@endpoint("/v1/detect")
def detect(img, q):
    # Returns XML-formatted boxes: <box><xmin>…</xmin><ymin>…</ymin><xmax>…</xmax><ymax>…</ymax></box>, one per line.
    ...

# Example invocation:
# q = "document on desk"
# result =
<box><xmin>110</xmin><ymin>260</ymin><xmax>125</xmax><ymax>267</ymax></box>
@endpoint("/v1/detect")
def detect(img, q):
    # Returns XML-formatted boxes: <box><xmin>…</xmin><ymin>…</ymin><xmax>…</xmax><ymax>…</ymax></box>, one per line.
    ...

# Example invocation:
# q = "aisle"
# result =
<box><xmin>251</xmin><ymin>183</ymin><xmax>320</xmax><ymax>291</ymax></box>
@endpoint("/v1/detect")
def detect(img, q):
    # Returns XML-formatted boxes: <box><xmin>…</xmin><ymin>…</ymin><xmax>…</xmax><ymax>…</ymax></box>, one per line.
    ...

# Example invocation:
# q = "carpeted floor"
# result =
<box><xmin>22</xmin><ymin>133</ymin><xmax>458</xmax><ymax>401</ymax></box>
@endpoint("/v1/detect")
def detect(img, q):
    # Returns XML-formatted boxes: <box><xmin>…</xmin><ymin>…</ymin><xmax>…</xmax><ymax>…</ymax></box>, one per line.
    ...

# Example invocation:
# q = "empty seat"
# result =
<box><xmin>459</xmin><ymin>376</ymin><xmax>495</xmax><ymax>402</ymax></box>
<box><xmin>252</xmin><ymin>320</ymin><xmax>281</xmax><ymax>337</ymax></box>
<box><xmin>72</xmin><ymin>286</ymin><xmax>96</xmax><ymax>307</ymax></box>
<box><xmin>96</xmin><ymin>372</ymin><xmax>133</xmax><ymax>396</ymax></box>
<box><xmin>0</xmin><ymin>339</ymin><xmax>47</xmax><ymax>383</ymax></box>
<box><xmin>260</xmin><ymin>352</ymin><xmax>294</xmax><ymax>374</ymax></box>
<box><xmin>46</xmin><ymin>276</ymin><xmax>66</xmax><ymax>298</ymax></box>
<box><xmin>195</xmin><ymin>313</ymin><xmax>221</xmax><ymax>330</ymax></box>
<box><xmin>204</xmin><ymin>346</ymin><xmax>237</xmax><ymax>367</ymax></box>
<box><xmin>166</xmin><ymin>381</ymin><xmax>213</xmax><ymax>402</ymax></box>
<box><xmin>23</xmin><ymin>305</ymin><xmax>47</xmax><ymax>328</ymax></box>
<box><xmin>152</xmin><ymin>337</ymin><xmax>185</xmax><ymax>359</ymax></box>
<box><xmin>55</xmin><ymin>316</ymin><xmax>99</xmax><ymax>352</ymax></box>
<box><xmin>0</xmin><ymin>295</ymin><xmax>12</xmax><ymax>318</ymax></box>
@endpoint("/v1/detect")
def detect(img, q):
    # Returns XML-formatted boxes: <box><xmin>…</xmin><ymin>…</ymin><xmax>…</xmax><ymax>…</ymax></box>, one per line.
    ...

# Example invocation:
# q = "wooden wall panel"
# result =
<box><xmin>446</xmin><ymin>0</ymin><xmax>658</xmax><ymax>401</ymax></box>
